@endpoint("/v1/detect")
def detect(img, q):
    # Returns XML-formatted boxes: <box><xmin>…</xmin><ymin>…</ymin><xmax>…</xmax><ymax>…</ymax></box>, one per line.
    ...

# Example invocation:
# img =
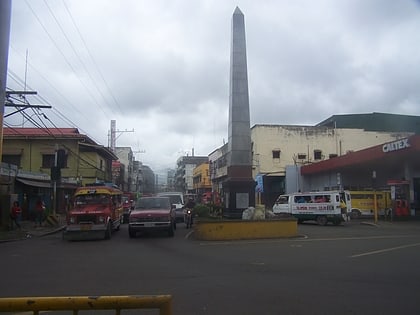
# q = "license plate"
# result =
<box><xmin>80</xmin><ymin>224</ymin><xmax>92</xmax><ymax>231</ymax></box>
<box><xmin>144</xmin><ymin>222</ymin><xmax>154</xmax><ymax>227</ymax></box>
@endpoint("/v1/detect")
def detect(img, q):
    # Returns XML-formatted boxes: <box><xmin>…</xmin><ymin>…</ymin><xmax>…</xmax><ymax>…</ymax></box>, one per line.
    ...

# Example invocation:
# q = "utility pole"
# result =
<box><xmin>108</xmin><ymin>120</ymin><xmax>134</xmax><ymax>152</ymax></box>
<box><xmin>0</xmin><ymin>0</ymin><xmax>12</xmax><ymax>158</ymax></box>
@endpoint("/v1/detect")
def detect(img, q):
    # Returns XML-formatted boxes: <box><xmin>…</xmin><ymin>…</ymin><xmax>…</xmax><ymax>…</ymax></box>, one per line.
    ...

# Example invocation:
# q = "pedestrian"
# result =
<box><xmin>10</xmin><ymin>201</ymin><xmax>22</xmax><ymax>230</ymax></box>
<box><xmin>35</xmin><ymin>198</ymin><xmax>45</xmax><ymax>227</ymax></box>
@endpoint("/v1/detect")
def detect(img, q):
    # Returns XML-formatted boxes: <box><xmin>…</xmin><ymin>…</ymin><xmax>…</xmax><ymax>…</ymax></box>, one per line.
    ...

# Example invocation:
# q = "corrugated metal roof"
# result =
<box><xmin>3</xmin><ymin>127</ymin><xmax>80</xmax><ymax>136</ymax></box>
<box><xmin>316</xmin><ymin>112</ymin><xmax>420</xmax><ymax>134</ymax></box>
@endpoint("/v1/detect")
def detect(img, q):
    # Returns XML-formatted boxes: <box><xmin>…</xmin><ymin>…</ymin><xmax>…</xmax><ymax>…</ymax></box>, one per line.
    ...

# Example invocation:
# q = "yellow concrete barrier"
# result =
<box><xmin>0</xmin><ymin>295</ymin><xmax>172</xmax><ymax>315</ymax></box>
<box><xmin>194</xmin><ymin>218</ymin><xmax>297</xmax><ymax>241</ymax></box>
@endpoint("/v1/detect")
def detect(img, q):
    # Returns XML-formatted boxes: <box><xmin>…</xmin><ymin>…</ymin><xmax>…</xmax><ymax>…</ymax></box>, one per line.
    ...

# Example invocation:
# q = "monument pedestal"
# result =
<box><xmin>223</xmin><ymin>166</ymin><xmax>255</xmax><ymax>219</ymax></box>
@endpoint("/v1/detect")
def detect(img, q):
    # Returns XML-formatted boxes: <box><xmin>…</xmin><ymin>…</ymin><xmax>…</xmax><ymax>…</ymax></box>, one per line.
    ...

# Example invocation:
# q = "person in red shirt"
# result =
<box><xmin>10</xmin><ymin>201</ymin><xmax>22</xmax><ymax>230</ymax></box>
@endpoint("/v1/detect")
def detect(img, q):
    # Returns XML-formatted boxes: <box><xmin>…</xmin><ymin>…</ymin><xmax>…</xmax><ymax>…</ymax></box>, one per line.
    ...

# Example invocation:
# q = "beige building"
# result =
<box><xmin>251</xmin><ymin>125</ymin><xmax>413</xmax><ymax>178</ymax></box>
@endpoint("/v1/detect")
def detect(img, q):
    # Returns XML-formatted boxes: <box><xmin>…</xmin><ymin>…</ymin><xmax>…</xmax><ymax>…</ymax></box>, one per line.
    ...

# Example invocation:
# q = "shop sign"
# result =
<box><xmin>255</xmin><ymin>174</ymin><xmax>264</xmax><ymax>193</ymax></box>
<box><xmin>382</xmin><ymin>138</ymin><xmax>410</xmax><ymax>153</ymax></box>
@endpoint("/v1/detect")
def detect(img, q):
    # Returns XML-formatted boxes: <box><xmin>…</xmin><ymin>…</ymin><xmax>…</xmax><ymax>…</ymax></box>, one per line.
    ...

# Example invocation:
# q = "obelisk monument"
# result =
<box><xmin>223</xmin><ymin>7</ymin><xmax>255</xmax><ymax>218</ymax></box>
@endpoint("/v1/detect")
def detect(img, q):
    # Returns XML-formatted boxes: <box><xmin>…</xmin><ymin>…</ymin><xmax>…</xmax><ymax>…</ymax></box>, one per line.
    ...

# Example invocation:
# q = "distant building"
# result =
<box><xmin>114</xmin><ymin>147</ymin><xmax>134</xmax><ymax>192</ymax></box>
<box><xmin>175</xmin><ymin>156</ymin><xmax>208</xmax><ymax>194</ymax></box>
<box><xmin>141</xmin><ymin>164</ymin><xmax>155</xmax><ymax>195</ymax></box>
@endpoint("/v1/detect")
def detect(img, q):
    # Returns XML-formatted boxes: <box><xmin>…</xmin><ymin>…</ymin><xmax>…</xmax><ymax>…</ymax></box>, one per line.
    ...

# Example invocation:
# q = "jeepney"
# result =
<box><xmin>63</xmin><ymin>185</ymin><xmax>123</xmax><ymax>240</ymax></box>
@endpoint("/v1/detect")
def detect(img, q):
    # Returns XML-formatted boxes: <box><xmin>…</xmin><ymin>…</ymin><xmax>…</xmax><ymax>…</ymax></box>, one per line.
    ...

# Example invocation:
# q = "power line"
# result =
<box><xmin>43</xmin><ymin>0</ymin><xmax>122</xmax><ymax>115</ymax></box>
<box><xmin>6</xmin><ymin>68</ymin><xmax>104</xmax><ymax>145</ymax></box>
<box><xmin>24</xmin><ymin>0</ymin><xmax>109</xmax><ymax>118</ymax></box>
<box><xmin>62</xmin><ymin>0</ymin><xmax>124</xmax><ymax>114</ymax></box>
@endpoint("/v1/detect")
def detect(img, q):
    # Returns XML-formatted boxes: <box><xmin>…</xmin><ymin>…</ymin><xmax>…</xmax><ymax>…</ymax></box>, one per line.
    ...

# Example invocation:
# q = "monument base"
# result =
<box><xmin>222</xmin><ymin>178</ymin><xmax>256</xmax><ymax>219</ymax></box>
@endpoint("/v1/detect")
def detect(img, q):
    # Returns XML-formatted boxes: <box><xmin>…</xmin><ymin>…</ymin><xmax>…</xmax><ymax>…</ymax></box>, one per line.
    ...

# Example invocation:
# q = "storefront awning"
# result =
<box><xmin>16</xmin><ymin>178</ymin><xmax>79</xmax><ymax>189</ymax></box>
<box><xmin>16</xmin><ymin>178</ymin><xmax>52</xmax><ymax>188</ymax></box>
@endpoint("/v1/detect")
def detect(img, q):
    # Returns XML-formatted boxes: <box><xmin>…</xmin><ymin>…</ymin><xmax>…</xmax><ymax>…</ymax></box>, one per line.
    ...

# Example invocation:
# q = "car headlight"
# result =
<box><xmin>98</xmin><ymin>216</ymin><xmax>105</xmax><ymax>223</ymax></box>
<box><xmin>69</xmin><ymin>216</ymin><xmax>75</xmax><ymax>224</ymax></box>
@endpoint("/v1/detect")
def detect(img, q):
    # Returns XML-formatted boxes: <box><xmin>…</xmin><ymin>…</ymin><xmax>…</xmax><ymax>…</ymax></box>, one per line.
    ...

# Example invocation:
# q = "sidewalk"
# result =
<box><xmin>0</xmin><ymin>215</ymin><xmax>66</xmax><ymax>242</ymax></box>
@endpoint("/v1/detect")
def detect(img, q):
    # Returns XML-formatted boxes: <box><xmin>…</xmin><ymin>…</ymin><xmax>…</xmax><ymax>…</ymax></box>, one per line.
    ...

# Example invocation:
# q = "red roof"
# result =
<box><xmin>301</xmin><ymin>135</ymin><xmax>420</xmax><ymax>175</ymax></box>
<box><xmin>3</xmin><ymin>127</ymin><xmax>81</xmax><ymax>137</ymax></box>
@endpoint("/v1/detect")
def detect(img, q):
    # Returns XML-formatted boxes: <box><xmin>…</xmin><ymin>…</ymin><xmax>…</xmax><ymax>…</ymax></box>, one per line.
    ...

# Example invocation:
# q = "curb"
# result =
<box><xmin>360</xmin><ymin>221</ymin><xmax>380</xmax><ymax>227</ymax></box>
<box><xmin>0</xmin><ymin>225</ymin><xmax>65</xmax><ymax>243</ymax></box>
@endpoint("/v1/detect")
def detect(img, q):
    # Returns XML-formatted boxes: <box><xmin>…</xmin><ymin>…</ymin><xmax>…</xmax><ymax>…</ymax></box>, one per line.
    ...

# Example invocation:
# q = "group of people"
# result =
<box><xmin>9</xmin><ymin>198</ymin><xmax>46</xmax><ymax>230</ymax></box>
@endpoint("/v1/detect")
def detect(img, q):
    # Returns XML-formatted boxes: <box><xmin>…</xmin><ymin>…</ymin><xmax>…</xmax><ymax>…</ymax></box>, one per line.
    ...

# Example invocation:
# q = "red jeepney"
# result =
<box><xmin>63</xmin><ymin>185</ymin><xmax>124</xmax><ymax>241</ymax></box>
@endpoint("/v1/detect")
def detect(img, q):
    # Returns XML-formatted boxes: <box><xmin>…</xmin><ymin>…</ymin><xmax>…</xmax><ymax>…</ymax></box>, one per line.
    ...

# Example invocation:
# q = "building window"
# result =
<box><xmin>272</xmin><ymin>150</ymin><xmax>281</xmax><ymax>159</ymax></box>
<box><xmin>42</xmin><ymin>154</ymin><xmax>55</xmax><ymax>168</ymax></box>
<box><xmin>100</xmin><ymin>159</ymin><xmax>103</xmax><ymax>170</ymax></box>
<box><xmin>2</xmin><ymin>155</ymin><xmax>21</xmax><ymax>167</ymax></box>
<box><xmin>314</xmin><ymin>150</ymin><xmax>322</xmax><ymax>160</ymax></box>
<box><xmin>297</xmin><ymin>153</ymin><xmax>307</xmax><ymax>160</ymax></box>
<box><xmin>329</xmin><ymin>153</ymin><xmax>338</xmax><ymax>159</ymax></box>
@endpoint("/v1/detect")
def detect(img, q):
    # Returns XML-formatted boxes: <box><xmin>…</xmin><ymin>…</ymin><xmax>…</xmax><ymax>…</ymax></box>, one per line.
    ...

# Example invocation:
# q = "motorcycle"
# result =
<box><xmin>184</xmin><ymin>208</ymin><xmax>193</xmax><ymax>229</ymax></box>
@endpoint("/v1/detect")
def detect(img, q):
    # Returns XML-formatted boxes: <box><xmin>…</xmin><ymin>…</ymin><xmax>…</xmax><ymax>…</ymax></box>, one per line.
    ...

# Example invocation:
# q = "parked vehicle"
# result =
<box><xmin>272</xmin><ymin>191</ymin><xmax>351</xmax><ymax>225</ymax></box>
<box><xmin>349</xmin><ymin>190</ymin><xmax>391</xmax><ymax>218</ymax></box>
<box><xmin>63</xmin><ymin>185</ymin><xmax>124</xmax><ymax>240</ymax></box>
<box><xmin>156</xmin><ymin>192</ymin><xmax>184</xmax><ymax>222</ymax></box>
<box><xmin>128</xmin><ymin>196</ymin><xmax>176</xmax><ymax>238</ymax></box>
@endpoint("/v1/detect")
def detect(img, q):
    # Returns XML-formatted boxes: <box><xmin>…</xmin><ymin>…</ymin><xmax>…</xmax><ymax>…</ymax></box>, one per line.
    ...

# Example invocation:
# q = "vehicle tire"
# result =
<box><xmin>128</xmin><ymin>228</ymin><xmax>136</xmax><ymax>238</ymax></box>
<box><xmin>316</xmin><ymin>215</ymin><xmax>328</xmax><ymax>226</ymax></box>
<box><xmin>351</xmin><ymin>209</ymin><xmax>361</xmax><ymax>219</ymax></box>
<box><xmin>105</xmin><ymin>222</ymin><xmax>112</xmax><ymax>239</ymax></box>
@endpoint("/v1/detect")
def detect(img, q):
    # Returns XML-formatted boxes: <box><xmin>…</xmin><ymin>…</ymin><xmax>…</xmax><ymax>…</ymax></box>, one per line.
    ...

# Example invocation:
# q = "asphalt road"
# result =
<box><xmin>1</xmin><ymin>220</ymin><xmax>420</xmax><ymax>315</ymax></box>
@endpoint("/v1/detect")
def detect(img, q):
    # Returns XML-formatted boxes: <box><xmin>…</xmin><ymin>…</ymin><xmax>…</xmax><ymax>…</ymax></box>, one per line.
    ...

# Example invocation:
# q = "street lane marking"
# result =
<box><xmin>292</xmin><ymin>234</ymin><xmax>418</xmax><ymax>242</ymax></box>
<box><xmin>198</xmin><ymin>234</ymin><xmax>418</xmax><ymax>246</ymax></box>
<box><xmin>350</xmin><ymin>242</ymin><xmax>420</xmax><ymax>258</ymax></box>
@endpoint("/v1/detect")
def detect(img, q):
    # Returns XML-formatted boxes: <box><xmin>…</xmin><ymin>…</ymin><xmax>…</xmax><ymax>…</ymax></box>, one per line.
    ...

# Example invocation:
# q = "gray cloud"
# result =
<box><xmin>6</xmin><ymin>0</ymin><xmax>420</xmax><ymax>171</ymax></box>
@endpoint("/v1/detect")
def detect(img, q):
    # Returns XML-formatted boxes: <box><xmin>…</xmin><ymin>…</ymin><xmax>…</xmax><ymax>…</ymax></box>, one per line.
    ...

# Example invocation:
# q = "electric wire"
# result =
<box><xmin>43</xmin><ymin>0</ymin><xmax>121</xmax><ymax>115</ymax></box>
<box><xmin>24</xmin><ymin>0</ymin><xmax>110</xmax><ymax>118</ymax></box>
<box><xmin>6</xmin><ymin>68</ymin><xmax>104</xmax><ymax>145</ymax></box>
<box><xmin>61</xmin><ymin>0</ymin><xmax>124</xmax><ymax>114</ymax></box>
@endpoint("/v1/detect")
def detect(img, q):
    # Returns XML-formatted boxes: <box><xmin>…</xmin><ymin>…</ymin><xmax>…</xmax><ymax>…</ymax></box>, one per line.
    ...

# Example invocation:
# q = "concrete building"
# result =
<box><xmin>114</xmin><ymin>147</ymin><xmax>134</xmax><ymax>192</ymax></box>
<box><xmin>0</xmin><ymin>127</ymin><xmax>117</xmax><ymax>225</ymax></box>
<box><xmin>193</xmin><ymin>162</ymin><xmax>212</xmax><ymax>200</ymax></box>
<box><xmin>175</xmin><ymin>156</ymin><xmax>208</xmax><ymax>194</ymax></box>
<box><xmin>141</xmin><ymin>164</ymin><xmax>155</xmax><ymax>195</ymax></box>
<box><xmin>210</xmin><ymin>113</ymin><xmax>420</xmax><ymax>209</ymax></box>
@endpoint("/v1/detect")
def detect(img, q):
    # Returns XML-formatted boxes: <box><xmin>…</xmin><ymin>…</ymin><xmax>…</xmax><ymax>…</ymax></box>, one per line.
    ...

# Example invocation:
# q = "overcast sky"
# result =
<box><xmin>5</xmin><ymin>0</ymin><xmax>420</xmax><ymax>173</ymax></box>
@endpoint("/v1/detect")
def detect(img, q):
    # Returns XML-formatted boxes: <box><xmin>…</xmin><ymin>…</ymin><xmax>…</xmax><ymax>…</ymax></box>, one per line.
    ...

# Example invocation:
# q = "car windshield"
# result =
<box><xmin>160</xmin><ymin>195</ymin><xmax>182</xmax><ymax>204</ymax></box>
<box><xmin>136</xmin><ymin>198</ymin><xmax>170</xmax><ymax>210</ymax></box>
<box><xmin>75</xmin><ymin>194</ymin><xmax>110</xmax><ymax>205</ymax></box>
<box><xmin>276</xmin><ymin>196</ymin><xmax>289</xmax><ymax>204</ymax></box>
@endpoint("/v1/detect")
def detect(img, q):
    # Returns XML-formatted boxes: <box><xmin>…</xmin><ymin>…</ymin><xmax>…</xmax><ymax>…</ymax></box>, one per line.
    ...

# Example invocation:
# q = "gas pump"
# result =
<box><xmin>388</xmin><ymin>179</ymin><xmax>410</xmax><ymax>218</ymax></box>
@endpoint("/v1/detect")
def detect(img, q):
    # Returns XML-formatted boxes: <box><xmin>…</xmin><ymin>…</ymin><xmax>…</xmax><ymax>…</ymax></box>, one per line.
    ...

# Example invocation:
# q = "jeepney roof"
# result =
<box><xmin>75</xmin><ymin>186</ymin><xmax>122</xmax><ymax>196</ymax></box>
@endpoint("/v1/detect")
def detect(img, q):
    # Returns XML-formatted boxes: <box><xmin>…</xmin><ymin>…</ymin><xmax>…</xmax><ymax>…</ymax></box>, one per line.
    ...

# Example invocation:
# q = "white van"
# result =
<box><xmin>156</xmin><ymin>192</ymin><xmax>185</xmax><ymax>223</ymax></box>
<box><xmin>272</xmin><ymin>191</ymin><xmax>351</xmax><ymax>225</ymax></box>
